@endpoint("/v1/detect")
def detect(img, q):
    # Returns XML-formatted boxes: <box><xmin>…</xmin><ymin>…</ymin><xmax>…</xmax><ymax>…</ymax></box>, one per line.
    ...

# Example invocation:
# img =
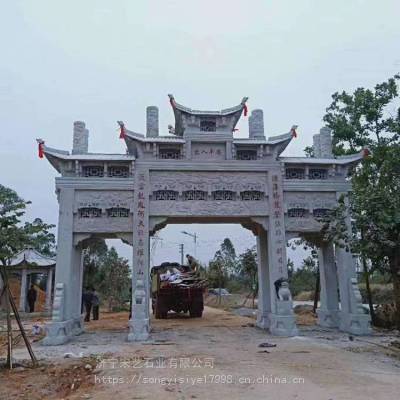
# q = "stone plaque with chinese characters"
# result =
<box><xmin>191</xmin><ymin>143</ymin><xmax>225</xmax><ymax>160</ymax></box>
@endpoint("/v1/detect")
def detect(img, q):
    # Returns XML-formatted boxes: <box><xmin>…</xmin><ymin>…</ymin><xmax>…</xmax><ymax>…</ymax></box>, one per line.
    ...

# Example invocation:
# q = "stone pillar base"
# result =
<box><xmin>256</xmin><ymin>312</ymin><xmax>270</xmax><ymax>329</ymax></box>
<box><xmin>269</xmin><ymin>313</ymin><xmax>298</xmax><ymax>336</ymax></box>
<box><xmin>128</xmin><ymin>318</ymin><xmax>150</xmax><ymax>341</ymax></box>
<box><xmin>42</xmin><ymin>316</ymin><xmax>84</xmax><ymax>346</ymax></box>
<box><xmin>317</xmin><ymin>309</ymin><xmax>340</xmax><ymax>328</ymax></box>
<box><xmin>339</xmin><ymin>312</ymin><xmax>372</xmax><ymax>335</ymax></box>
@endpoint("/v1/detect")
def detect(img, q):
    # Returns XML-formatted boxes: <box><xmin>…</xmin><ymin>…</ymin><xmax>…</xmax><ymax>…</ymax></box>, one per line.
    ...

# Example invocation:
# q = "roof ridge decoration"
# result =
<box><xmin>168</xmin><ymin>94</ymin><xmax>249</xmax><ymax>136</ymax></box>
<box><xmin>36</xmin><ymin>138</ymin><xmax>45</xmax><ymax>158</ymax></box>
<box><xmin>168</xmin><ymin>94</ymin><xmax>248</xmax><ymax>116</ymax></box>
<box><xmin>117</xmin><ymin>121</ymin><xmax>127</xmax><ymax>139</ymax></box>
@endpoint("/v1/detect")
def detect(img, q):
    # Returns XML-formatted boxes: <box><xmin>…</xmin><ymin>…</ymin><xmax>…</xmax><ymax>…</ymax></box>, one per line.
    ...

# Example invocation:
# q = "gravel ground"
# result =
<box><xmin>2</xmin><ymin>307</ymin><xmax>400</xmax><ymax>400</ymax></box>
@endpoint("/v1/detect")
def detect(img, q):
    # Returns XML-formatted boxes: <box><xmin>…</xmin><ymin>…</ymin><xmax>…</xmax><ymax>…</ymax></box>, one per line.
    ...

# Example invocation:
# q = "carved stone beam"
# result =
<box><xmin>149</xmin><ymin>217</ymin><xmax>169</xmax><ymax>236</ymax></box>
<box><xmin>116</xmin><ymin>233</ymin><xmax>134</xmax><ymax>246</ymax></box>
<box><xmin>73</xmin><ymin>233</ymin><xmax>93</xmax><ymax>247</ymax></box>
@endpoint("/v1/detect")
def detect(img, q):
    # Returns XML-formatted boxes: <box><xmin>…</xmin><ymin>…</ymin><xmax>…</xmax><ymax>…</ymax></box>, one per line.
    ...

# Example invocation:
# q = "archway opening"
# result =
<box><xmin>149</xmin><ymin>221</ymin><xmax>259</xmax><ymax>328</ymax></box>
<box><xmin>78</xmin><ymin>235</ymin><xmax>133</xmax><ymax>332</ymax></box>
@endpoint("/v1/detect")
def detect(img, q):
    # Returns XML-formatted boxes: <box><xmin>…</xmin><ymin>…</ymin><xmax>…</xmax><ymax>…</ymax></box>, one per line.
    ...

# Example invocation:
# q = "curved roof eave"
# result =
<box><xmin>42</xmin><ymin>146</ymin><xmax>136</xmax><ymax>172</ymax></box>
<box><xmin>8</xmin><ymin>248</ymin><xmax>56</xmax><ymax>268</ymax></box>
<box><xmin>124</xmin><ymin>130</ymin><xmax>185</xmax><ymax>143</ymax></box>
<box><xmin>168</xmin><ymin>94</ymin><xmax>248</xmax><ymax>116</ymax></box>
<box><xmin>281</xmin><ymin>149</ymin><xmax>367</xmax><ymax>165</ymax></box>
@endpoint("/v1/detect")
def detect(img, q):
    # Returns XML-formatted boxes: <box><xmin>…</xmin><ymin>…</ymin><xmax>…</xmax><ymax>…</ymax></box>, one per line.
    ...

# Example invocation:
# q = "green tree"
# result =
<box><xmin>82</xmin><ymin>238</ymin><xmax>108</xmax><ymax>290</ymax></box>
<box><xmin>290</xmin><ymin>256</ymin><xmax>318</xmax><ymax>298</ymax></box>
<box><xmin>207</xmin><ymin>252</ymin><xmax>228</xmax><ymax>292</ymax></box>
<box><xmin>323</xmin><ymin>74</ymin><xmax>400</xmax><ymax>328</ymax></box>
<box><xmin>0</xmin><ymin>184</ymin><xmax>55</xmax><ymax>265</ymax></box>
<box><xmin>303</xmin><ymin>146</ymin><xmax>315</xmax><ymax>158</ymax></box>
<box><xmin>97</xmin><ymin>247</ymin><xmax>131</xmax><ymax>311</ymax></box>
<box><xmin>24</xmin><ymin>218</ymin><xmax>56</xmax><ymax>257</ymax></box>
<box><xmin>324</xmin><ymin>75</ymin><xmax>400</xmax><ymax>153</ymax></box>
<box><xmin>220</xmin><ymin>238</ymin><xmax>238</xmax><ymax>275</ymax></box>
<box><xmin>237</xmin><ymin>246</ymin><xmax>258</xmax><ymax>307</ymax></box>
<box><xmin>206</xmin><ymin>238</ymin><xmax>238</xmax><ymax>298</ymax></box>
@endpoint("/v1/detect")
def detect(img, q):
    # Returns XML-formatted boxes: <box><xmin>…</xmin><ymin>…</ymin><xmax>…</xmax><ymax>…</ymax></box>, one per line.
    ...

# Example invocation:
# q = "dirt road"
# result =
<box><xmin>2</xmin><ymin>306</ymin><xmax>400</xmax><ymax>400</ymax></box>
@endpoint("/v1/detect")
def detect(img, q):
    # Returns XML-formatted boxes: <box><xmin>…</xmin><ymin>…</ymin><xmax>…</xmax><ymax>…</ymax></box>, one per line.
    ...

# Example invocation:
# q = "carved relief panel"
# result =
<box><xmin>74</xmin><ymin>190</ymin><xmax>134</xmax><ymax>210</ymax></box>
<box><xmin>284</xmin><ymin>191</ymin><xmax>337</xmax><ymax>232</ymax></box>
<box><xmin>150</xmin><ymin>199</ymin><xmax>269</xmax><ymax>217</ymax></box>
<box><xmin>150</xmin><ymin>171</ymin><xmax>267</xmax><ymax>193</ymax></box>
<box><xmin>149</xmin><ymin>171</ymin><xmax>269</xmax><ymax>217</ymax></box>
<box><xmin>73</xmin><ymin>190</ymin><xmax>134</xmax><ymax>233</ymax></box>
<box><xmin>284</xmin><ymin>192</ymin><xmax>337</xmax><ymax>211</ymax></box>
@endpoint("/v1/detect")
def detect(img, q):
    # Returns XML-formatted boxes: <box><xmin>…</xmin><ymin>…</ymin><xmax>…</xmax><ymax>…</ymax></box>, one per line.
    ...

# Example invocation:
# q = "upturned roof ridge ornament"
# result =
<box><xmin>36</xmin><ymin>138</ymin><xmax>45</xmax><ymax>159</ymax></box>
<box><xmin>117</xmin><ymin>121</ymin><xmax>126</xmax><ymax>139</ymax></box>
<box><xmin>241</xmin><ymin>97</ymin><xmax>249</xmax><ymax>117</ymax></box>
<box><xmin>290</xmin><ymin>125</ymin><xmax>298</xmax><ymax>138</ymax></box>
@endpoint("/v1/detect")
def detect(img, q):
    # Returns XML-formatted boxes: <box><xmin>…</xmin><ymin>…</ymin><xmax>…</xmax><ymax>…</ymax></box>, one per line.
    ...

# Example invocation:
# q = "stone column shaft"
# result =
<box><xmin>43</xmin><ymin>187</ymin><xmax>84</xmax><ymax>345</ymax></box>
<box><xmin>267</xmin><ymin>170</ymin><xmax>298</xmax><ymax>336</ymax></box>
<box><xmin>334</xmin><ymin>193</ymin><xmax>371</xmax><ymax>335</ymax></box>
<box><xmin>128</xmin><ymin>167</ymin><xmax>150</xmax><ymax>341</ymax></box>
<box><xmin>317</xmin><ymin>242</ymin><xmax>340</xmax><ymax>327</ymax></box>
<box><xmin>53</xmin><ymin>188</ymin><xmax>82</xmax><ymax>321</ymax></box>
<box><xmin>256</xmin><ymin>228</ymin><xmax>271</xmax><ymax>329</ymax></box>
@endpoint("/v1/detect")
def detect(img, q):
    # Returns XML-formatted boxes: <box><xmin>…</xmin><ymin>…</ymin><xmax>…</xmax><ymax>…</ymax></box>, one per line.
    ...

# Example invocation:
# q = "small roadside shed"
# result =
<box><xmin>2</xmin><ymin>248</ymin><xmax>56</xmax><ymax>312</ymax></box>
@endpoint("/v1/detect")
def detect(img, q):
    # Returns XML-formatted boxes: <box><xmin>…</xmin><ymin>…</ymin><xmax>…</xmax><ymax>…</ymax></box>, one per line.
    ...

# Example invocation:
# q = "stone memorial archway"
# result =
<box><xmin>38</xmin><ymin>95</ymin><xmax>371</xmax><ymax>345</ymax></box>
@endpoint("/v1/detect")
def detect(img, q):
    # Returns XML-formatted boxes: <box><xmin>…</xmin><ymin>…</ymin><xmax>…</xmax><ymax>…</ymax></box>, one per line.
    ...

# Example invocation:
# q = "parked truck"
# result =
<box><xmin>151</xmin><ymin>262</ymin><xmax>207</xmax><ymax>319</ymax></box>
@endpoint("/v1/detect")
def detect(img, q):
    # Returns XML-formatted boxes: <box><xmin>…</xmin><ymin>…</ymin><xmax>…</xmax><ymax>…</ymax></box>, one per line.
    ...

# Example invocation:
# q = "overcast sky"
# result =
<box><xmin>1</xmin><ymin>1</ymin><xmax>399</xmax><ymax>267</ymax></box>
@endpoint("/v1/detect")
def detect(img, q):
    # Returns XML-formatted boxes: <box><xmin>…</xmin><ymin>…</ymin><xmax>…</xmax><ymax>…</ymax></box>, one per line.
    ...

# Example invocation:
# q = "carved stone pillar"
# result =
<box><xmin>335</xmin><ymin>193</ymin><xmax>371</xmax><ymax>335</ymax></box>
<box><xmin>19</xmin><ymin>268</ymin><xmax>28</xmax><ymax>312</ymax></box>
<box><xmin>128</xmin><ymin>167</ymin><xmax>151</xmax><ymax>341</ymax></box>
<box><xmin>267</xmin><ymin>170</ymin><xmax>298</xmax><ymax>336</ymax></box>
<box><xmin>256</xmin><ymin>228</ymin><xmax>271</xmax><ymax>329</ymax></box>
<box><xmin>317</xmin><ymin>242</ymin><xmax>340</xmax><ymax>327</ymax></box>
<box><xmin>43</xmin><ymin>188</ymin><xmax>84</xmax><ymax>345</ymax></box>
<box><xmin>185</xmin><ymin>140</ymin><xmax>192</xmax><ymax>160</ymax></box>
<box><xmin>225</xmin><ymin>141</ymin><xmax>233</xmax><ymax>160</ymax></box>
<box><xmin>336</xmin><ymin>244</ymin><xmax>371</xmax><ymax>334</ymax></box>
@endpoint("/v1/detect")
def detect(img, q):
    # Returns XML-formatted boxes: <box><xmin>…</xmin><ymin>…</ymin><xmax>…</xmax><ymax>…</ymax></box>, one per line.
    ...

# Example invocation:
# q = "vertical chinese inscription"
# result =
<box><xmin>270</xmin><ymin>173</ymin><xmax>286</xmax><ymax>276</ymax></box>
<box><xmin>132</xmin><ymin>168</ymin><xmax>150</xmax><ymax>311</ymax></box>
<box><xmin>135</xmin><ymin>172</ymin><xmax>147</xmax><ymax>277</ymax></box>
<box><xmin>129</xmin><ymin>167</ymin><xmax>151</xmax><ymax>340</ymax></box>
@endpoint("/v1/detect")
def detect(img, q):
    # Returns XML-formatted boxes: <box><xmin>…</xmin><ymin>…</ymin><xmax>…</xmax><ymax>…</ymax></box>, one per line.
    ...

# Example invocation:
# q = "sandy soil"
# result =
<box><xmin>2</xmin><ymin>307</ymin><xmax>400</xmax><ymax>400</ymax></box>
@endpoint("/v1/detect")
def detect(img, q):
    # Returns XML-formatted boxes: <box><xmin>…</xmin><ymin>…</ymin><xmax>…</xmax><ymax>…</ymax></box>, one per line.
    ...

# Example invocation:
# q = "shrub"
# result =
<box><xmin>358</xmin><ymin>283</ymin><xmax>393</xmax><ymax>304</ymax></box>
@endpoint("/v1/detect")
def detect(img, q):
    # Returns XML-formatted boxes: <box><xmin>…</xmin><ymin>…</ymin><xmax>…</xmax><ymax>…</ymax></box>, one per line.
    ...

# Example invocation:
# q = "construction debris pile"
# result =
<box><xmin>153</xmin><ymin>263</ymin><xmax>207</xmax><ymax>289</ymax></box>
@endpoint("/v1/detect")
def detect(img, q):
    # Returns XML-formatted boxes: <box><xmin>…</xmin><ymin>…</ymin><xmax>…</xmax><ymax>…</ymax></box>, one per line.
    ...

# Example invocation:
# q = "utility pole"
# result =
<box><xmin>181</xmin><ymin>231</ymin><xmax>198</xmax><ymax>258</ymax></box>
<box><xmin>179</xmin><ymin>243</ymin><xmax>184</xmax><ymax>265</ymax></box>
<box><xmin>150</xmin><ymin>235</ymin><xmax>163</xmax><ymax>267</ymax></box>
